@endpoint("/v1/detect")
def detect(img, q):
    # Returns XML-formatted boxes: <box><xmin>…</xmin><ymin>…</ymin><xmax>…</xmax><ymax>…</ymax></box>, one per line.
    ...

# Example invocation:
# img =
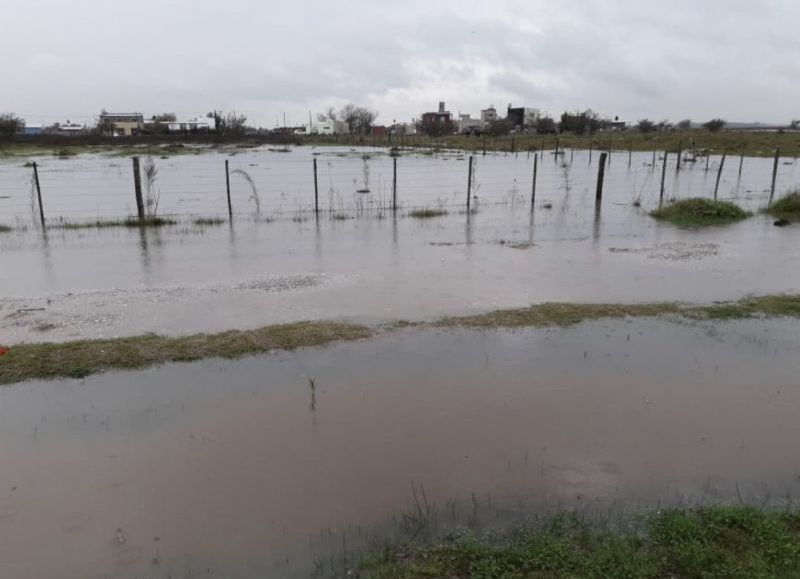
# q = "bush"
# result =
<box><xmin>704</xmin><ymin>118</ymin><xmax>726</xmax><ymax>132</ymax></box>
<box><xmin>651</xmin><ymin>198</ymin><xmax>749</xmax><ymax>227</ymax></box>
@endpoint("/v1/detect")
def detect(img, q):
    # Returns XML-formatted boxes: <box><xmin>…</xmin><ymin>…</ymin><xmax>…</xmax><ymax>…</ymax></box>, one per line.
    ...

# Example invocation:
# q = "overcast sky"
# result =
<box><xmin>3</xmin><ymin>0</ymin><xmax>799</xmax><ymax>127</ymax></box>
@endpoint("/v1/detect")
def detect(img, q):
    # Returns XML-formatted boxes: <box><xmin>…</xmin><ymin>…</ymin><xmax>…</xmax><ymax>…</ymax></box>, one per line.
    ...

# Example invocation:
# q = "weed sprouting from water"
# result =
<box><xmin>192</xmin><ymin>217</ymin><xmax>226</xmax><ymax>226</ymax></box>
<box><xmin>231</xmin><ymin>168</ymin><xmax>261</xmax><ymax>215</ymax></box>
<box><xmin>408</xmin><ymin>208</ymin><xmax>448</xmax><ymax>219</ymax></box>
<box><xmin>142</xmin><ymin>155</ymin><xmax>160</xmax><ymax>218</ymax></box>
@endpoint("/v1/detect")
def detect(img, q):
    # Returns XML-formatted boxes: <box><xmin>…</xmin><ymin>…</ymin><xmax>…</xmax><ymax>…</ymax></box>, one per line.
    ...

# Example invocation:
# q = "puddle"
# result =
<box><xmin>0</xmin><ymin>318</ymin><xmax>799</xmax><ymax>577</ymax></box>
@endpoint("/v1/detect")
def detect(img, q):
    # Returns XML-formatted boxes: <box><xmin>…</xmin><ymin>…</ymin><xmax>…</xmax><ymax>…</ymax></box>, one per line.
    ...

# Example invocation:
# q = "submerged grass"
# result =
<box><xmin>0</xmin><ymin>322</ymin><xmax>372</xmax><ymax>385</ymax></box>
<box><xmin>3</xmin><ymin>295</ymin><xmax>800</xmax><ymax>385</ymax></box>
<box><xmin>436</xmin><ymin>295</ymin><xmax>800</xmax><ymax>329</ymax></box>
<box><xmin>651</xmin><ymin>198</ymin><xmax>750</xmax><ymax>227</ymax></box>
<box><xmin>0</xmin><ymin>224</ymin><xmax>12</xmax><ymax>233</ymax></box>
<box><xmin>765</xmin><ymin>190</ymin><xmax>800</xmax><ymax>219</ymax></box>
<box><xmin>192</xmin><ymin>217</ymin><xmax>227</xmax><ymax>226</ymax></box>
<box><xmin>358</xmin><ymin>505</ymin><xmax>800</xmax><ymax>579</ymax></box>
<box><xmin>48</xmin><ymin>217</ymin><xmax>177</xmax><ymax>230</ymax></box>
<box><xmin>407</xmin><ymin>208</ymin><xmax>448</xmax><ymax>219</ymax></box>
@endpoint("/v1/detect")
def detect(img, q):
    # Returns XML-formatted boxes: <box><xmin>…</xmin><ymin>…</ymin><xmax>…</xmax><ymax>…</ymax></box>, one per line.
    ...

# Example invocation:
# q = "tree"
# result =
<box><xmin>484</xmin><ymin>119</ymin><xmax>513</xmax><ymax>136</ymax></box>
<box><xmin>704</xmin><ymin>118</ymin><xmax>726</xmax><ymax>132</ymax></box>
<box><xmin>216</xmin><ymin>112</ymin><xmax>247</xmax><ymax>135</ymax></box>
<box><xmin>152</xmin><ymin>113</ymin><xmax>177</xmax><ymax>122</ymax></box>
<box><xmin>535</xmin><ymin>116</ymin><xmax>556</xmax><ymax>134</ymax></box>
<box><xmin>339</xmin><ymin>104</ymin><xmax>377</xmax><ymax>135</ymax></box>
<box><xmin>636</xmin><ymin>119</ymin><xmax>656</xmax><ymax>133</ymax></box>
<box><xmin>559</xmin><ymin>110</ymin><xmax>602</xmax><ymax>135</ymax></box>
<box><xmin>0</xmin><ymin>113</ymin><xmax>23</xmax><ymax>137</ymax></box>
<box><xmin>677</xmin><ymin>119</ymin><xmax>692</xmax><ymax>130</ymax></box>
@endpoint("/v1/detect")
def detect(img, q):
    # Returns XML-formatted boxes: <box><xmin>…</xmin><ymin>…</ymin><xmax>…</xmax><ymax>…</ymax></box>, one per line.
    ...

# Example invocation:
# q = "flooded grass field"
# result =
<box><xmin>1</xmin><ymin>318</ymin><xmax>800</xmax><ymax>577</ymax></box>
<box><xmin>1</xmin><ymin>146</ymin><xmax>800</xmax><ymax>343</ymax></box>
<box><xmin>2</xmin><ymin>145</ymin><xmax>800</xmax><ymax>577</ymax></box>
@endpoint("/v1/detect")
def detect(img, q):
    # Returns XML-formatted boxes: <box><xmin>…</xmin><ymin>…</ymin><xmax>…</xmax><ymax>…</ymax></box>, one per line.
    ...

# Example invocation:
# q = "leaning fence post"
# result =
<box><xmin>738</xmin><ymin>144</ymin><xmax>745</xmax><ymax>178</ymax></box>
<box><xmin>466</xmin><ymin>155</ymin><xmax>474</xmax><ymax>211</ymax></box>
<box><xmin>713</xmin><ymin>152</ymin><xmax>726</xmax><ymax>201</ymax></box>
<box><xmin>660</xmin><ymin>151</ymin><xmax>668</xmax><ymax>206</ymax></box>
<box><xmin>769</xmin><ymin>147</ymin><xmax>780</xmax><ymax>204</ymax></box>
<box><xmin>530</xmin><ymin>154</ymin><xmax>538</xmax><ymax>210</ymax></box>
<box><xmin>392</xmin><ymin>156</ymin><xmax>398</xmax><ymax>211</ymax></box>
<box><xmin>225</xmin><ymin>159</ymin><xmax>233</xmax><ymax>221</ymax></box>
<box><xmin>132</xmin><ymin>156</ymin><xmax>144</xmax><ymax>221</ymax></box>
<box><xmin>313</xmin><ymin>158</ymin><xmax>319</xmax><ymax>214</ymax></box>
<box><xmin>596</xmin><ymin>152</ymin><xmax>607</xmax><ymax>206</ymax></box>
<box><xmin>675</xmin><ymin>141</ymin><xmax>682</xmax><ymax>172</ymax></box>
<box><xmin>32</xmin><ymin>162</ymin><xmax>45</xmax><ymax>228</ymax></box>
<box><xmin>589</xmin><ymin>139</ymin><xmax>593</xmax><ymax>164</ymax></box>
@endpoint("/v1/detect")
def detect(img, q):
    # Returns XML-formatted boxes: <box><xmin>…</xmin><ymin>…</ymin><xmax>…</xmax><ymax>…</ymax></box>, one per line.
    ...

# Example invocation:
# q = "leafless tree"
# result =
<box><xmin>340</xmin><ymin>104</ymin><xmax>378</xmax><ymax>135</ymax></box>
<box><xmin>0</xmin><ymin>113</ymin><xmax>22</xmax><ymax>137</ymax></box>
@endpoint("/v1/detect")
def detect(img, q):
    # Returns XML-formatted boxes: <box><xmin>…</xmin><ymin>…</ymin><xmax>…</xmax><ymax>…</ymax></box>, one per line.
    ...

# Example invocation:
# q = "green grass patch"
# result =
<box><xmin>0</xmin><ymin>224</ymin><xmax>12</xmax><ymax>233</ymax></box>
<box><xmin>436</xmin><ymin>295</ymin><xmax>800</xmax><ymax>329</ymax></box>
<box><xmin>0</xmin><ymin>321</ymin><xmax>372</xmax><ymax>385</ymax></box>
<box><xmin>47</xmin><ymin>217</ymin><xmax>177</xmax><ymax>230</ymax></box>
<box><xmin>408</xmin><ymin>208</ymin><xmax>448</xmax><ymax>219</ymax></box>
<box><xmin>651</xmin><ymin>198</ymin><xmax>749</xmax><ymax>227</ymax></box>
<box><xmin>3</xmin><ymin>295</ymin><xmax>800</xmax><ymax>385</ymax></box>
<box><xmin>358</xmin><ymin>506</ymin><xmax>800</xmax><ymax>579</ymax></box>
<box><xmin>765</xmin><ymin>190</ymin><xmax>800</xmax><ymax>219</ymax></box>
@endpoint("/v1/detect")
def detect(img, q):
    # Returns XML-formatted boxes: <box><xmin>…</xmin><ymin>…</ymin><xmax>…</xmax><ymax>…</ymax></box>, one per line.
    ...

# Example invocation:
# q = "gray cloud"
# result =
<box><xmin>2</xmin><ymin>0</ymin><xmax>799</xmax><ymax>126</ymax></box>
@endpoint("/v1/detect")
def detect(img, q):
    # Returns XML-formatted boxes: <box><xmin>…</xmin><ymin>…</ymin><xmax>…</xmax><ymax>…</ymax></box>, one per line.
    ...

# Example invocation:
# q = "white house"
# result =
<box><xmin>166</xmin><ymin>115</ymin><xmax>217</xmax><ymax>132</ymax></box>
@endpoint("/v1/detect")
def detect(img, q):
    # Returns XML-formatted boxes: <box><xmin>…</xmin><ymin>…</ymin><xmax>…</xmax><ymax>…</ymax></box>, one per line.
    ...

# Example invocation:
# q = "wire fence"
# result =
<box><xmin>1</xmin><ymin>147</ymin><xmax>798</xmax><ymax>228</ymax></box>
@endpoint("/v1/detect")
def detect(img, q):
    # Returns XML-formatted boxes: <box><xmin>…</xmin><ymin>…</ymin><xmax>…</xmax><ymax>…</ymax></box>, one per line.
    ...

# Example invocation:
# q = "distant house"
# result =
<box><xmin>419</xmin><ymin>101</ymin><xmax>455</xmax><ymax>136</ymax></box>
<box><xmin>480</xmin><ymin>106</ymin><xmax>498</xmax><ymax>127</ymax></box>
<box><xmin>21</xmin><ymin>123</ymin><xmax>43</xmax><ymax>136</ymax></box>
<box><xmin>165</xmin><ymin>115</ymin><xmax>217</xmax><ymax>132</ymax></box>
<box><xmin>303</xmin><ymin>119</ymin><xmax>336</xmax><ymax>135</ymax></box>
<box><xmin>99</xmin><ymin>112</ymin><xmax>144</xmax><ymax>136</ymax></box>
<box><xmin>458</xmin><ymin>114</ymin><xmax>482</xmax><ymax>135</ymax></box>
<box><xmin>506</xmin><ymin>105</ymin><xmax>540</xmax><ymax>129</ymax></box>
<box><xmin>49</xmin><ymin>121</ymin><xmax>86</xmax><ymax>135</ymax></box>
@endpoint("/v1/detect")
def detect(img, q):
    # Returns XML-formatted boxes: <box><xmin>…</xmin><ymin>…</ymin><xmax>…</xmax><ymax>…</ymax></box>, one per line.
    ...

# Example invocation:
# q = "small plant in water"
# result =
<box><xmin>142</xmin><ymin>156</ymin><xmax>160</xmax><ymax>218</ymax></box>
<box><xmin>231</xmin><ymin>168</ymin><xmax>261</xmax><ymax>215</ymax></box>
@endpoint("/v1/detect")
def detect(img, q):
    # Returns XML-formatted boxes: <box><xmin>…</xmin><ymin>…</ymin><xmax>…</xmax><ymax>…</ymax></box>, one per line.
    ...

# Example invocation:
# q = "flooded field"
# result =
<box><xmin>1</xmin><ymin>318</ymin><xmax>799</xmax><ymax>578</ymax></box>
<box><xmin>2</xmin><ymin>147</ymin><xmax>800</xmax><ymax>343</ymax></box>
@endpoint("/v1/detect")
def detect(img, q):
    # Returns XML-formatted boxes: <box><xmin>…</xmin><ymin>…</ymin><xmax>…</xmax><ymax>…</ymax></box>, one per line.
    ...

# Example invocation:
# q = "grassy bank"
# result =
<box><xmin>650</xmin><ymin>198</ymin><xmax>750</xmax><ymax>227</ymax></box>
<box><xmin>0</xmin><ymin>322</ymin><xmax>372</xmax><ymax>384</ymax></box>
<box><xmin>306</xmin><ymin>129</ymin><xmax>800</xmax><ymax>158</ymax></box>
<box><xmin>358</xmin><ymin>505</ymin><xmax>800</xmax><ymax>579</ymax></box>
<box><xmin>2</xmin><ymin>295</ymin><xmax>800</xmax><ymax>385</ymax></box>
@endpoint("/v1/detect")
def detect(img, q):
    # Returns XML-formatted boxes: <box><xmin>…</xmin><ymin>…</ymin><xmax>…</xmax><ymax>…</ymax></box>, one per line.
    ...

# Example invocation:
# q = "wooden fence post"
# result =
<box><xmin>530</xmin><ymin>154</ymin><xmax>538</xmax><ymax>210</ymax></box>
<box><xmin>738</xmin><ymin>144</ymin><xmax>745</xmax><ymax>178</ymax></box>
<box><xmin>660</xmin><ymin>151</ymin><xmax>668</xmax><ymax>206</ymax></box>
<box><xmin>225</xmin><ymin>159</ymin><xmax>233</xmax><ymax>221</ymax></box>
<box><xmin>628</xmin><ymin>141</ymin><xmax>632</xmax><ymax>168</ymax></box>
<box><xmin>554</xmin><ymin>138</ymin><xmax>559</xmax><ymax>162</ymax></box>
<box><xmin>769</xmin><ymin>147</ymin><xmax>780</xmax><ymax>204</ymax></box>
<box><xmin>705</xmin><ymin>150</ymin><xmax>710</xmax><ymax>172</ymax></box>
<box><xmin>313</xmin><ymin>158</ymin><xmax>319</xmax><ymax>214</ymax></box>
<box><xmin>713</xmin><ymin>152</ymin><xmax>726</xmax><ymax>201</ymax></box>
<box><xmin>596</xmin><ymin>152</ymin><xmax>607</xmax><ymax>206</ymax></box>
<box><xmin>466</xmin><ymin>155</ymin><xmax>474</xmax><ymax>211</ymax></box>
<box><xmin>32</xmin><ymin>162</ymin><xmax>45</xmax><ymax>228</ymax></box>
<box><xmin>392</xmin><ymin>156</ymin><xmax>398</xmax><ymax>211</ymax></box>
<box><xmin>132</xmin><ymin>157</ymin><xmax>144</xmax><ymax>221</ymax></box>
<box><xmin>589</xmin><ymin>139</ymin><xmax>593</xmax><ymax>164</ymax></box>
<box><xmin>675</xmin><ymin>141</ymin><xmax>682</xmax><ymax>172</ymax></box>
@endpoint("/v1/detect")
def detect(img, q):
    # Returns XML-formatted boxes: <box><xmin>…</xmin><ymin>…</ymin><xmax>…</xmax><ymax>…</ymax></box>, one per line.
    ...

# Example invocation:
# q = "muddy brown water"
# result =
<box><xmin>1</xmin><ymin>318</ymin><xmax>799</xmax><ymax>578</ymax></box>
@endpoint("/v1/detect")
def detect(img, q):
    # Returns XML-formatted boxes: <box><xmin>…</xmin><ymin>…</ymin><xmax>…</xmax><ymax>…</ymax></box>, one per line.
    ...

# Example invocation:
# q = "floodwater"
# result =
<box><xmin>2</xmin><ymin>147</ymin><xmax>800</xmax><ymax>343</ymax></box>
<box><xmin>1</xmin><ymin>318</ymin><xmax>799</xmax><ymax>578</ymax></box>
